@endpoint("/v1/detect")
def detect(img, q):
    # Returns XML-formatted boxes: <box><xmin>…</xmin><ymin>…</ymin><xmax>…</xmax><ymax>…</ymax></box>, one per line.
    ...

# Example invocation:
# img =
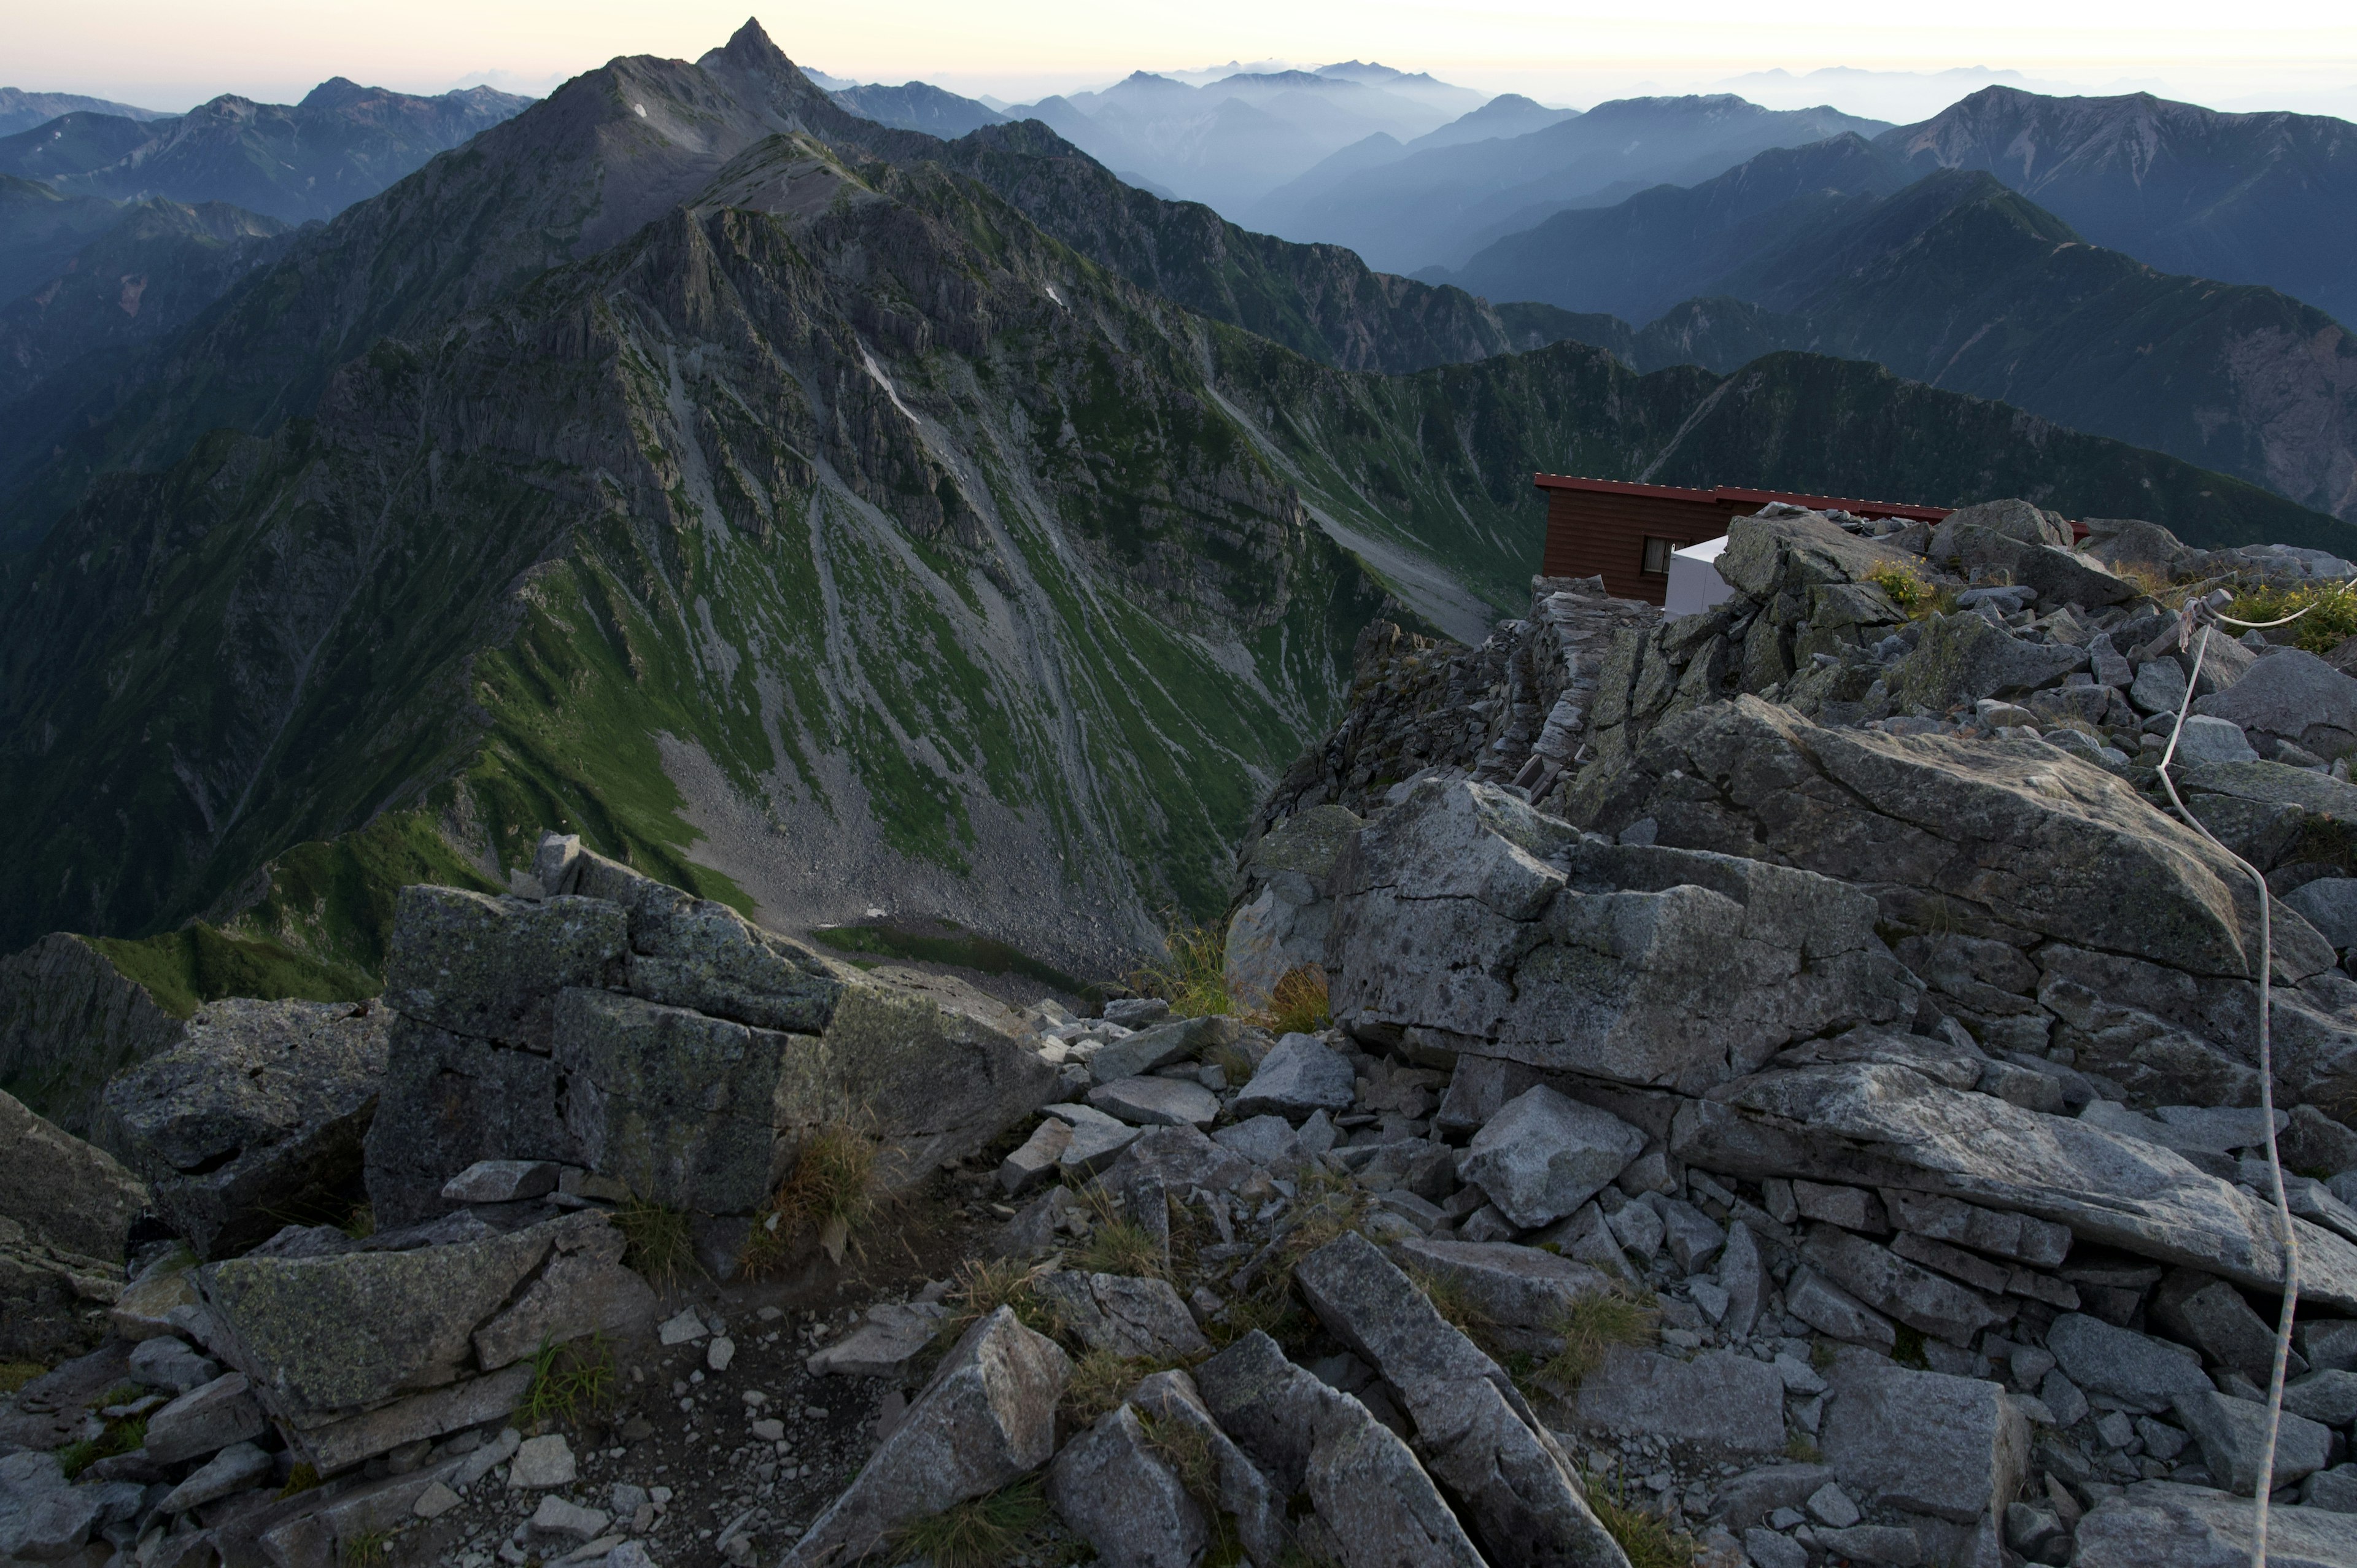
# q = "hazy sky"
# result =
<box><xmin>14</xmin><ymin>0</ymin><xmax>2357</xmax><ymax>118</ymax></box>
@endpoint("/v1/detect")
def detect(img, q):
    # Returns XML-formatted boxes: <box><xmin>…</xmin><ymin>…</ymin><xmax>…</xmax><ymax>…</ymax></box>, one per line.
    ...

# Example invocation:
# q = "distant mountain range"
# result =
<box><xmin>999</xmin><ymin>66</ymin><xmax>1488</xmax><ymax>212</ymax></box>
<box><xmin>3</xmin><ymin>20</ymin><xmax>2336</xmax><ymax>1006</ymax></box>
<box><xmin>0</xmin><ymin>77</ymin><xmax>532</xmax><ymax>224</ymax></box>
<box><xmin>829</xmin><ymin>81</ymin><xmax>1004</xmax><ymax>137</ymax></box>
<box><xmin>0</xmin><ymin>89</ymin><xmax>171</xmax><ymax>137</ymax></box>
<box><xmin>1254</xmin><ymin>96</ymin><xmax>1891</xmax><ymax>274</ymax></box>
<box><xmin>1436</xmin><ymin>122</ymin><xmax>2357</xmax><ymax>522</ymax></box>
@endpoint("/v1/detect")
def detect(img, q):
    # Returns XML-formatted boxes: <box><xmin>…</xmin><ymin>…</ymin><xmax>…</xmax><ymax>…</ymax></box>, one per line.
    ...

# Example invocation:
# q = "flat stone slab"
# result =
<box><xmin>2046</xmin><ymin>1313</ymin><xmax>2211</xmax><ymax>1414</ymax></box>
<box><xmin>1819</xmin><ymin>1355</ymin><xmax>2030</xmax><ymax>1523</ymax></box>
<box><xmin>1086</xmin><ymin>1076</ymin><xmax>1220</xmax><ymax>1129</ymax></box>
<box><xmin>1390</xmin><ymin>1236</ymin><xmax>1614</xmax><ymax>1328</ymax></box>
<box><xmin>2076</xmin><ymin>1481</ymin><xmax>2357</xmax><ymax>1568</ymax></box>
<box><xmin>1232</xmin><ymin>1034</ymin><xmax>1355</xmax><ymax>1119</ymax></box>
<box><xmin>1574</xmin><ymin>1348</ymin><xmax>1786</xmax><ymax>1454</ymax></box>
<box><xmin>808</xmin><ymin>1303</ymin><xmax>948</xmax><ymax>1380</ymax></box>
<box><xmin>1458</xmin><ymin>1086</ymin><xmax>1646</xmax><ymax>1230</ymax></box>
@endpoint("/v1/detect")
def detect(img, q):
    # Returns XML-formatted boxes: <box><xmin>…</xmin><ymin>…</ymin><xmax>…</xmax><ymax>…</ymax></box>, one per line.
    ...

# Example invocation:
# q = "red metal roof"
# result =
<box><xmin>1531</xmin><ymin>473</ymin><xmax>1953</xmax><ymax>523</ymax></box>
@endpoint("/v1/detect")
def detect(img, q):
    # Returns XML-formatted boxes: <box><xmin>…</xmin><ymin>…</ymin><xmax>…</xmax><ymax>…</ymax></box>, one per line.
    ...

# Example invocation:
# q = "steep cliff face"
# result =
<box><xmin>0</xmin><ymin>133</ymin><xmax>1388</xmax><ymax>971</ymax></box>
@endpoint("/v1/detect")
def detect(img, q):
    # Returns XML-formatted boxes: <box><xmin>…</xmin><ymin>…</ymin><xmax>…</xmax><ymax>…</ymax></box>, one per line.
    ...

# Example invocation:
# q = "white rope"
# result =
<box><xmin>2151</xmin><ymin>612</ymin><xmax>2301</xmax><ymax>1562</ymax></box>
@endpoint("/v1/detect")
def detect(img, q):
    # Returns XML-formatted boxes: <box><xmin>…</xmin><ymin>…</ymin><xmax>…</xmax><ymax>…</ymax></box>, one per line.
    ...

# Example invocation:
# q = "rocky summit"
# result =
<box><xmin>12</xmin><ymin>492</ymin><xmax>2357</xmax><ymax>1568</ymax></box>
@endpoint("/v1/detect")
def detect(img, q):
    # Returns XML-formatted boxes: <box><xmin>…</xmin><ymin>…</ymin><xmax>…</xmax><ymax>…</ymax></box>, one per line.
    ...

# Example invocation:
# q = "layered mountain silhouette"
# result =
<box><xmin>0</xmin><ymin>77</ymin><xmax>532</xmax><ymax>223</ymax></box>
<box><xmin>1</xmin><ymin>21</ymin><xmax>2344</xmax><ymax>1010</ymax></box>
<box><xmin>0</xmin><ymin>89</ymin><xmax>171</xmax><ymax>137</ymax></box>
<box><xmin>1253</xmin><ymin>95</ymin><xmax>1891</xmax><ymax>274</ymax></box>
<box><xmin>1439</xmin><ymin>133</ymin><xmax>2357</xmax><ymax>522</ymax></box>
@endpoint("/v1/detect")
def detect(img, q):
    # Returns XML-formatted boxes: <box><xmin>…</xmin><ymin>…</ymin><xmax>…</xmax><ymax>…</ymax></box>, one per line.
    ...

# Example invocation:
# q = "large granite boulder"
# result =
<box><xmin>1294</xmin><ymin>1232</ymin><xmax>1630</xmax><ymax>1568</ymax></box>
<box><xmin>0</xmin><ymin>1088</ymin><xmax>146</xmax><ymax>1359</ymax></box>
<box><xmin>2193</xmin><ymin>649</ymin><xmax>2357</xmax><ymax>761</ymax></box>
<box><xmin>2075</xmin><ymin>1480</ymin><xmax>2357</xmax><ymax>1568</ymax></box>
<box><xmin>565</xmin><ymin>843</ymin><xmax>843</xmax><ymax>1032</ymax></box>
<box><xmin>95</xmin><ymin>998</ymin><xmax>390</xmax><ymax>1259</ymax></box>
<box><xmin>1673</xmin><ymin>1059</ymin><xmax>2357</xmax><ymax>1309</ymax></box>
<box><xmin>782</xmin><ymin>1307</ymin><xmax>1067</xmax><ymax>1567</ymax></box>
<box><xmin>1224</xmin><ymin>803</ymin><xmax>1361</xmax><ymax>1008</ymax></box>
<box><xmin>554</xmin><ymin>988</ymin><xmax>786</xmax><ymax>1215</ymax></box>
<box><xmin>363</xmin><ymin>1016</ymin><xmax>585</xmax><ymax>1229</ymax></box>
<box><xmin>1192</xmin><ymin>1330</ymin><xmax>1490</xmax><ymax>1568</ymax></box>
<box><xmin>195</xmin><ymin>1210</ymin><xmax>651</xmax><ymax>1428</ymax></box>
<box><xmin>381</xmin><ymin>884</ymin><xmax>625</xmax><ymax>1049</ymax></box>
<box><xmin>1890</xmin><ymin>612</ymin><xmax>2093</xmax><ymax>712</ymax></box>
<box><xmin>1327</xmin><ymin>778</ymin><xmax>1918</xmax><ymax>1091</ymax></box>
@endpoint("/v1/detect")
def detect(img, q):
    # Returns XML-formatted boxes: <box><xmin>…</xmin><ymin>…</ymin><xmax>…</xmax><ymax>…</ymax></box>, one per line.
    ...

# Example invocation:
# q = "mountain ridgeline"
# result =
<box><xmin>1443</xmin><ymin>131</ymin><xmax>2357</xmax><ymax>523</ymax></box>
<box><xmin>0</xmin><ymin>21</ymin><xmax>2348</xmax><ymax>1004</ymax></box>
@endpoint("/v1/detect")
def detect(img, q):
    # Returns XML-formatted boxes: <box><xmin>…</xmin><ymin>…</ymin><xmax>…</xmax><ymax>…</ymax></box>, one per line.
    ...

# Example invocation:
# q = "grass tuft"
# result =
<box><xmin>614</xmin><ymin>1197</ymin><xmax>700</xmax><ymax>1288</ymax></box>
<box><xmin>339</xmin><ymin>1528</ymin><xmax>394</xmax><ymax>1566</ymax></box>
<box><xmin>279</xmin><ymin>1462</ymin><xmax>321</xmax><ymax>1498</ymax></box>
<box><xmin>744</xmin><ymin>1122</ymin><xmax>879</xmax><ymax>1278</ymax></box>
<box><xmin>938</xmin><ymin>1256</ymin><xmax>1054</xmax><ymax>1346</ymax></box>
<box><xmin>1260</xmin><ymin>965</ymin><xmax>1331</xmax><ymax>1036</ymax></box>
<box><xmin>1785</xmin><ymin>1433</ymin><xmax>1822</xmax><ymax>1463</ymax></box>
<box><xmin>0</xmin><ymin>1362</ymin><xmax>44</xmax><ymax>1397</ymax></box>
<box><xmin>1866</xmin><ymin>562</ymin><xmax>1930</xmax><ymax>614</ymax></box>
<box><xmin>1585</xmin><ymin>1473</ymin><xmax>1697</xmax><ymax>1568</ymax></box>
<box><xmin>1525</xmin><ymin>1286</ymin><xmax>1658</xmax><ymax>1394</ymax></box>
<box><xmin>1130</xmin><ymin>917</ymin><xmax>1234</xmax><ymax>1018</ymax></box>
<box><xmin>58</xmin><ymin>1416</ymin><xmax>145</xmax><ymax>1479</ymax></box>
<box><xmin>1061</xmin><ymin>1349</ymin><xmax>1160</xmax><ymax>1426</ymax></box>
<box><xmin>1075</xmin><ymin>1219</ymin><xmax>1164</xmax><ymax>1279</ymax></box>
<box><xmin>890</xmin><ymin>1477</ymin><xmax>1052</xmax><ymax>1567</ymax></box>
<box><xmin>1404</xmin><ymin>1264</ymin><xmax>1494</xmax><ymax>1342</ymax></box>
<box><xmin>2227</xmin><ymin>581</ymin><xmax>2357</xmax><ymax>655</ymax></box>
<box><xmin>518</xmin><ymin>1334</ymin><xmax>614</xmax><ymax>1427</ymax></box>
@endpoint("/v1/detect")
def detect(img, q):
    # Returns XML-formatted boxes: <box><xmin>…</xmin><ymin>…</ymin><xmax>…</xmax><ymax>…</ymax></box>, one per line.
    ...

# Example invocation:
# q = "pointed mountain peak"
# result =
<box><xmin>717</xmin><ymin>17</ymin><xmax>789</xmax><ymax>70</ymax></box>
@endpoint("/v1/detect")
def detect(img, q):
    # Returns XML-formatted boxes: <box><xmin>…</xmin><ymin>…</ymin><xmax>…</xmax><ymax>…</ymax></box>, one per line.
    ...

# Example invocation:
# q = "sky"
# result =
<box><xmin>12</xmin><ymin>0</ymin><xmax>2357</xmax><ymax>120</ymax></box>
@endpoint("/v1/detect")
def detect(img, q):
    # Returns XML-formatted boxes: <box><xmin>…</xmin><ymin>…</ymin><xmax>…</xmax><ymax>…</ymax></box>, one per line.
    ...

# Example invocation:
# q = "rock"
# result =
<box><xmin>1718</xmin><ymin>1464</ymin><xmax>1835</xmax><ymax>1529</ymax></box>
<box><xmin>1047</xmin><ymin>1403</ymin><xmax>1211</xmax><ymax>1568</ymax></box>
<box><xmin>413</xmin><ymin>1481</ymin><xmax>461</xmax><ymax>1519</ymax></box>
<box><xmin>1456</xmin><ymin>1087</ymin><xmax>1646</xmax><ymax>1230</ymax></box>
<box><xmin>439</xmin><ymin>1159</ymin><xmax>560</xmax><ymax>1203</ymax></box>
<box><xmin>1291</xmin><ymin>1232</ymin><xmax>1626</xmax><ymax>1568</ymax></box>
<box><xmin>0</xmin><ymin>1451</ymin><xmax>100</xmax><ymax>1562</ymax></box>
<box><xmin>1746</xmin><ymin>1529</ymin><xmax>1810</xmax><ymax>1568</ymax></box>
<box><xmin>1891</xmin><ymin>611</ymin><xmax>2094</xmax><ymax>711</ymax></box>
<box><xmin>145</xmin><ymin>1372</ymin><xmax>269</xmax><ymax>1464</ymax></box>
<box><xmin>2078</xmin><ymin>1480</ymin><xmax>2357</xmax><ymax>1568</ymax></box>
<box><xmin>1104</xmin><ymin>998</ymin><xmax>1172</xmax><ymax>1029</ymax></box>
<box><xmin>2132</xmin><ymin>658</ymin><xmax>2191</xmax><ymax>717</ymax></box>
<box><xmin>1794</xmin><ymin>1182</ymin><xmax>1887</xmax><ymax>1233</ymax></box>
<box><xmin>2047</xmin><ymin>1315</ymin><xmax>2213</xmax><ymax>1414</ymax></box>
<box><xmin>2307</xmin><ymin>1467</ymin><xmax>2357</xmax><ymax>1513</ymax></box>
<box><xmin>1095</xmin><ymin>1126</ymin><xmax>1256</xmax><ymax>1197</ymax></box>
<box><xmin>1574</xmin><ymin>1346</ymin><xmax>1787</xmax><ymax>1454</ymax></box>
<box><xmin>707</xmin><ymin>1335</ymin><xmax>734</xmax><ymax>1372</ymax></box>
<box><xmin>783</xmin><ymin>1307</ymin><xmax>1069</xmax><ymax>1567</ymax></box>
<box><xmin>1391</xmin><ymin>1237</ymin><xmax>1616</xmax><ymax>1327</ymax></box>
<box><xmin>1604</xmin><ymin>1200</ymin><xmax>1664</xmax><ymax>1259</ymax></box>
<box><xmin>0</xmin><ymin>1087</ymin><xmax>145</xmax><ymax>1361</ymax></box>
<box><xmin>1192</xmin><ymin>1329</ymin><xmax>1488</xmax><ymax>1568</ymax></box>
<box><xmin>1819</xmin><ymin>1526</ymin><xmax>1924</xmax><ymax>1565</ymax></box>
<box><xmin>195</xmin><ymin>1210</ymin><xmax>643</xmax><ymax>1423</ymax></box>
<box><xmin>2194</xmin><ymin>649</ymin><xmax>2357</xmax><ymax>760</ymax></box>
<box><xmin>532</xmin><ymin>1495</ymin><xmax>611</xmax><ymax>1539</ymax></box>
<box><xmin>1225</xmin><ymin>805</ymin><xmax>1362</xmax><ymax>1008</ymax></box>
<box><xmin>1212</xmin><ymin>1115</ymin><xmax>1304</xmax><ymax>1169</ymax></box>
<box><xmin>1231</xmin><ymin>1033</ymin><xmax>1356</xmax><ymax>1119</ymax></box>
<box><xmin>130</xmin><ymin>1334</ymin><xmax>220</xmax><ymax>1394</ymax></box>
<box><xmin>292</xmin><ymin>1364</ymin><xmax>533</xmax><ymax>1475</ymax></box>
<box><xmin>778</xmin><ymin>976</ymin><xmax>1062</xmax><ymax>1192</ymax></box>
<box><xmin>93</xmin><ymin>999</ymin><xmax>389</xmax><ymax>1261</ymax></box>
<box><xmin>509</xmin><ymin>1434</ymin><xmax>577</xmax><ymax>1488</ymax></box>
<box><xmin>1660</xmin><ymin>1198</ymin><xmax>1727</xmax><ymax>1273</ymax></box>
<box><xmin>1934</xmin><ymin>498</ymin><xmax>2074</xmax><ymax>550</ymax></box>
<box><xmin>1803</xmin><ymin>1226</ymin><xmax>2008</xmax><ymax>1346</ymax></box>
<box><xmin>808</xmin><ymin>1302</ymin><xmax>949</xmax><ymax>1380</ymax></box>
<box><xmin>2173</xmin><ymin>1389</ymin><xmax>2334</xmax><ymax>1494</ymax></box>
<box><xmin>2289</xmin><ymin>881</ymin><xmax>2357</xmax><ymax>951</ymax></box>
<box><xmin>997</xmin><ymin>1118</ymin><xmax>1071</xmax><ymax>1195</ymax></box>
<box><xmin>1674</xmin><ymin>1062</ymin><xmax>2357</xmax><ymax>1311</ymax></box>
<box><xmin>1059</xmin><ymin>1116</ymin><xmax>1143</xmax><ymax>1176</ymax></box>
<box><xmin>382</xmin><ymin>886</ymin><xmax>625</xmax><ymax>1048</ymax></box>
<box><xmin>2288</xmin><ymin>1371</ymin><xmax>2357</xmax><ymax>1428</ymax></box>
<box><xmin>110</xmin><ymin>1262</ymin><xmax>198</xmax><ymax>1342</ymax></box>
<box><xmin>1128</xmin><ymin>1370</ymin><xmax>1288</xmax><ymax>1567</ymax></box>
<box><xmin>657</xmin><ymin>1307</ymin><xmax>708</xmax><ymax>1345</ymax></box>
<box><xmin>552</xmin><ymin>988</ymin><xmax>785</xmax><ymax>1215</ymax></box>
<box><xmin>2175</xmin><ymin>716</ymin><xmax>2261</xmax><ymax>765</ymax></box>
<box><xmin>1808</xmin><ymin>1480</ymin><xmax>1864</xmax><ymax>1527</ymax></box>
<box><xmin>1329</xmin><ymin>780</ymin><xmax>1919</xmax><ymax>1093</ymax></box>
<box><xmin>1435</xmin><ymin>1057</ymin><xmax>1543</xmax><ymax>1135</ymax></box>
<box><xmin>362</xmin><ymin>1014</ymin><xmax>583</xmax><ymax>1229</ymax></box>
<box><xmin>1881</xmin><ymin>1190</ymin><xmax>2072</xmax><ymax>1266</ymax></box>
<box><xmin>1087</xmin><ymin>1015</ymin><xmax>1243</xmax><ymax>1086</ymax></box>
<box><xmin>2304</xmin><ymin>1319</ymin><xmax>2357</xmax><ymax>1372</ymax></box>
<box><xmin>1035</xmin><ymin>1272</ymin><xmax>1210</xmax><ymax>1360</ymax></box>
<box><xmin>1820</xmin><ymin>1356</ymin><xmax>2030</xmax><ymax>1523</ymax></box>
<box><xmin>1719</xmin><ymin>1221</ymin><xmax>1765</xmax><ymax>1338</ymax></box>
<box><xmin>570</xmin><ymin>848</ymin><xmax>843</xmax><ymax>1032</ymax></box>
<box><xmin>1787</xmin><ymin>1267</ymin><xmax>1898</xmax><ymax>1352</ymax></box>
<box><xmin>160</xmin><ymin>1440</ymin><xmax>272</xmax><ymax>1512</ymax></box>
<box><xmin>1087</xmin><ymin>1076</ymin><xmax>1221</xmax><ymax>1129</ymax></box>
<box><xmin>2153</xmin><ymin>1274</ymin><xmax>2291</xmax><ymax>1384</ymax></box>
